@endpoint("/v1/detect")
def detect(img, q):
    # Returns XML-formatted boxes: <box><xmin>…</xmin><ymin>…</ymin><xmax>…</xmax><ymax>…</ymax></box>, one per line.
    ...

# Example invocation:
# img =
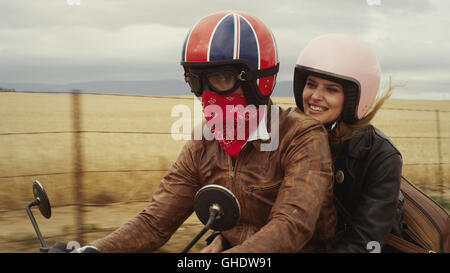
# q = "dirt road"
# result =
<box><xmin>0</xmin><ymin>201</ymin><xmax>205</xmax><ymax>253</ymax></box>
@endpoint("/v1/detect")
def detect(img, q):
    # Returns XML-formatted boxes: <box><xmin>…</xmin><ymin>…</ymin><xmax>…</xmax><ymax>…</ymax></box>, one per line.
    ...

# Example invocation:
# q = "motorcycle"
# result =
<box><xmin>26</xmin><ymin>180</ymin><xmax>240</xmax><ymax>253</ymax></box>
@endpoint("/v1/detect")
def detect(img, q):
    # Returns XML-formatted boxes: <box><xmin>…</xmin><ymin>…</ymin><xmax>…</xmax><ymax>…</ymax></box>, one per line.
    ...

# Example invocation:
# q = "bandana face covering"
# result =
<box><xmin>201</xmin><ymin>91</ymin><xmax>264</xmax><ymax>157</ymax></box>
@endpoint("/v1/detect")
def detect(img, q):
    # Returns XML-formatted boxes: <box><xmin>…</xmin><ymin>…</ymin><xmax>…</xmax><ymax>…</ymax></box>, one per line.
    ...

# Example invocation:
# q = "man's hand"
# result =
<box><xmin>48</xmin><ymin>242</ymin><xmax>71</xmax><ymax>253</ymax></box>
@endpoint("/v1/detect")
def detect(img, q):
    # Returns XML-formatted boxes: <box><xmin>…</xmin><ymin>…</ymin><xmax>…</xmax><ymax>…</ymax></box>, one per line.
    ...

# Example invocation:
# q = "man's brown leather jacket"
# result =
<box><xmin>92</xmin><ymin>104</ymin><xmax>337</xmax><ymax>252</ymax></box>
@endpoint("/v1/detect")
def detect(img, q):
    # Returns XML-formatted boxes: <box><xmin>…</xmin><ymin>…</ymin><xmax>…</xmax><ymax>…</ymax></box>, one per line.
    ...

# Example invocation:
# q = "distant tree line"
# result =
<box><xmin>0</xmin><ymin>87</ymin><xmax>16</xmax><ymax>92</ymax></box>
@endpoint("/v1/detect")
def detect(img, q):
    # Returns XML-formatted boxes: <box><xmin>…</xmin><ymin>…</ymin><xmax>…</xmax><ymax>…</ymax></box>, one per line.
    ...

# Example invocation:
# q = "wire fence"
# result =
<box><xmin>1</xmin><ymin>90</ymin><xmax>449</xmax><ymax>244</ymax></box>
<box><xmin>1</xmin><ymin>92</ymin><xmax>448</xmax><ymax>180</ymax></box>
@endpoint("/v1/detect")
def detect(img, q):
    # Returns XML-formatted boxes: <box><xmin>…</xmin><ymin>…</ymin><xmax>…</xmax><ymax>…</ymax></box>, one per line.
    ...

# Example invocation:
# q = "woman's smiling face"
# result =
<box><xmin>302</xmin><ymin>75</ymin><xmax>345</xmax><ymax>124</ymax></box>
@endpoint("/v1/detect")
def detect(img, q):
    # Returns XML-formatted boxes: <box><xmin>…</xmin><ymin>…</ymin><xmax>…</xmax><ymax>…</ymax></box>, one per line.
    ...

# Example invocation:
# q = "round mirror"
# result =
<box><xmin>33</xmin><ymin>180</ymin><xmax>51</xmax><ymax>219</ymax></box>
<box><xmin>194</xmin><ymin>184</ymin><xmax>240</xmax><ymax>231</ymax></box>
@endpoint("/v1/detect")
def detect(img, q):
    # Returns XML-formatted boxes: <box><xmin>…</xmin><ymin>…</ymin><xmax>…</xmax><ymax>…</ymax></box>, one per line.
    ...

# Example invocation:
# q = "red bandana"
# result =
<box><xmin>201</xmin><ymin>91</ymin><xmax>264</xmax><ymax>157</ymax></box>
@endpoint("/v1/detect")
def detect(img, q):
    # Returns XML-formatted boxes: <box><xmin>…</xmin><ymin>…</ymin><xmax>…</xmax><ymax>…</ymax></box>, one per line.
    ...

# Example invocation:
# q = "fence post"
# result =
<box><xmin>72</xmin><ymin>89</ymin><xmax>85</xmax><ymax>245</ymax></box>
<box><xmin>435</xmin><ymin>109</ymin><xmax>443</xmax><ymax>199</ymax></box>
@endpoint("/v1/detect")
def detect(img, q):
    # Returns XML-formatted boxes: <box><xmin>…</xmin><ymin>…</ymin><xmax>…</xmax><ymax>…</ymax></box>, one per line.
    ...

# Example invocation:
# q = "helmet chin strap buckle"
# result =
<box><xmin>330</xmin><ymin>121</ymin><xmax>337</xmax><ymax>132</ymax></box>
<box><xmin>326</xmin><ymin>115</ymin><xmax>342</xmax><ymax>135</ymax></box>
<box><xmin>324</xmin><ymin>120</ymin><xmax>337</xmax><ymax>133</ymax></box>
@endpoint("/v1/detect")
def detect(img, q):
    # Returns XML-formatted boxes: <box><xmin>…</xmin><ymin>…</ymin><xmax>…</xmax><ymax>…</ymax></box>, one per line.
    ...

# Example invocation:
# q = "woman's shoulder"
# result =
<box><xmin>346</xmin><ymin>125</ymin><xmax>401</xmax><ymax>159</ymax></box>
<box><xmin>369</xmin><ymin>125</ymin><xmax>401</xmax><ymax>156</ymax></box>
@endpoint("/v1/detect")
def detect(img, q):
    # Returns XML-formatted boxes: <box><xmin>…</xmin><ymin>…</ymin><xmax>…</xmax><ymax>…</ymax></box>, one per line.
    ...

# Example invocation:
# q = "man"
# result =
<box><xmin>80</xmin><ymin>11</ymin><xmax>336</xmax><ymax>253</ymax></box>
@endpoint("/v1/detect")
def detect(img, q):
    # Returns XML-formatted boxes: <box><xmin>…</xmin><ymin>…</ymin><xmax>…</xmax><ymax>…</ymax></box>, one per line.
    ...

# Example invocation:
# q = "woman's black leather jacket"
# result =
<box><xmin>330</xmin><ymin>125</ymin><xmax>404</xmax><ymax>252</ymax></box>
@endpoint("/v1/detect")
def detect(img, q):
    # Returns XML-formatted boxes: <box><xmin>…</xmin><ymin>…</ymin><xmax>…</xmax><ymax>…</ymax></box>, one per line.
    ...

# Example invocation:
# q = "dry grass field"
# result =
<box><xmin>0</xmin><ymin>91</ymin><xmax>449</xmax><ymax>252</ymax></box>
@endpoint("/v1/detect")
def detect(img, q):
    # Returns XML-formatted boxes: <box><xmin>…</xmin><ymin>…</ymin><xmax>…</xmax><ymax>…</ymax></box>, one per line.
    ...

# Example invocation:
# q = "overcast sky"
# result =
<box><xmin>0</xmin><ymin>0</ymin><xmax>449</xmax><ymax>99</ymax></box>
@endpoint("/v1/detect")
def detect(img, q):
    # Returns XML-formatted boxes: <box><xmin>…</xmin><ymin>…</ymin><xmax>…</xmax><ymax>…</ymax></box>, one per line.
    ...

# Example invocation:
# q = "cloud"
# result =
<box><xmin>0</xmin><ymin>24</ymin><xmax>188</xmax><ymax>63</ymax></box>
<box><xmin>0</xmin><ymin>0</ymin><xmax>448</xmax><ymax>99</ymax></box>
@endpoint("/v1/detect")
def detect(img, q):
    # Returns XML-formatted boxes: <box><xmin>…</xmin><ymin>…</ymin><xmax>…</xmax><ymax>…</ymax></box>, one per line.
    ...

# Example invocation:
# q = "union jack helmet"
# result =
<box><xmin>181</xmin><ymin>11</ymin><xmax>280</xmax><ymax>105</ymax></box>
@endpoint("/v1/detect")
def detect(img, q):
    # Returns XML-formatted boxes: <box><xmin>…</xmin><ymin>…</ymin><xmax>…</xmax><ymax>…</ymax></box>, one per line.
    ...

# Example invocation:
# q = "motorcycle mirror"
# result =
<box><xmin>181</xmin><ymin>184</ymin><xmax>240</xmax><ymax>253</ymax></box>
<box><xmin>26</xmin><ymin>180</ymin><xmax>51</xmax><ymax>252</ymax></box>
<box><xmin>32</xmin><ymin>180</ymin><xmax>51</xmax><ymax>219</ymax></box>
<box><xmin>194</xmin><ymin>184</ymin><xmax>240</xmax><ymax>231</ymax></box>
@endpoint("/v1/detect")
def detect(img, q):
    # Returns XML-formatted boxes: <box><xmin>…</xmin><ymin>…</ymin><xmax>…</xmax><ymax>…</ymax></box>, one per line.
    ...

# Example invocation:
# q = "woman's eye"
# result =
<box><xmin>327</xmin><ymin>88</ymin><xmax>338</xmax><ymax>93</ymax></box>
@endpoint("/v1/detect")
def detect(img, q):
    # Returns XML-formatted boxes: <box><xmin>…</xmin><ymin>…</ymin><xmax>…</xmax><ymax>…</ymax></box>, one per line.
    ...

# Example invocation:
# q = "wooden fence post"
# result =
<box><xmin>435</xmin><ymin>109</ymin><xmax>443</xmax><ymax>198</ymax></box>
<box><xmin>72</xmin><ymin>89</ymin><xmax>85</xmax><ymax>245</ymax></box>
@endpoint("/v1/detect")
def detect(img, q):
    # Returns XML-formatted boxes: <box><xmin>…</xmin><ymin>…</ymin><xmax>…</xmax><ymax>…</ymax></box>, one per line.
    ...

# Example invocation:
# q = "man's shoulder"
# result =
<box><xmin>279</xmin><ymin>106</ymin><xmax>325</xmax><ymax>133</ymax></box>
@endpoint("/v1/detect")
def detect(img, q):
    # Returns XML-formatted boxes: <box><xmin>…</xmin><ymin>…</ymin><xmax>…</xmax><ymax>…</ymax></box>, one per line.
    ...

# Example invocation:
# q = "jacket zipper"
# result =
<box><xmin>247</xmin><ymin>181</ymin><xmax>281</xmax><ymax>207</ymax></box>
<box><xmin>229</xmin><ymin>156</ymin><xmax>236</xmax><ymax>193</ymax></box>
<box><xmin>229</xmin><ymin>146</ymin><xmax>249</xmax><ymax>244</ymax></box>
<box><xmin>248</xmin><ymin>181</ymin><xmax>282</xmax><ymax>192</ymax></box>
<box><xmin>229</xmin><ymin>142</ymin><xmax>250</xmax><ymax>192</ymax></box>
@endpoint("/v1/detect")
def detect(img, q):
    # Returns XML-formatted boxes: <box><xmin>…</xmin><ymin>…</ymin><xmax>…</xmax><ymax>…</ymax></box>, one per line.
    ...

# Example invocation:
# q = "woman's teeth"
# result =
<box><xmin>310</xmin><ymin>105</ymin><xmax>326</xmax><ymax>112</ymax></box>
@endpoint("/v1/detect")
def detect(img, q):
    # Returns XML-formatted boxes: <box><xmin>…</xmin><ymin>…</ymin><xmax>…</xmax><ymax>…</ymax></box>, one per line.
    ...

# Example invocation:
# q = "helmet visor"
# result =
<box><xmin>206</xmin><ymin>71</ymin><xmax>238</xmax><ymax>92</ymax></box>
<box><xmin>184</xmin><ymin>66</ymin><xmax>243</xmax><ymax>95</ymax></box>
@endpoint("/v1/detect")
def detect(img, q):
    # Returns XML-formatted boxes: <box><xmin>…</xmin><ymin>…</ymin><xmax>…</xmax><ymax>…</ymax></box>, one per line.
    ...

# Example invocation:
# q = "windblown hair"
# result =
<box><xmin>330</xmin><ymin>78</ymin><xmax>396</xmax><ymax>156</ymax></box>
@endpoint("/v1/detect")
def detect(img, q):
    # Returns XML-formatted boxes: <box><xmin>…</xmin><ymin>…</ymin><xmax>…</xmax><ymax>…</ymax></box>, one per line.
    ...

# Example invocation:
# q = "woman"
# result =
<box><xmin>293</xmin><ymin>33</ymin><xmax>403</xmax><ymax>252</ymax></box>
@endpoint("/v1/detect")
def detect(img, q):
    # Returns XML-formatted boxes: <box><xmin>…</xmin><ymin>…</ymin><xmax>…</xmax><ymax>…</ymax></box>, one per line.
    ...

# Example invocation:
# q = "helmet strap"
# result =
<box><xmin>325</xmin><ymin>115</ymin><xmax>342</xmax><ymax>142</ymax></box>
<box><xmin>240</xmin><ymin>63</ymin><xmax>280</xmax><ymax>81</ymax></box>
<box><xmin>240</xmin><ymin>63</ymin><xmax>279</xmax><ymax>106</ymax></box>
<box><xmin>326</xmin><ymin>116</ymin><xmax>343</xmax><ymax>161</ymax></box>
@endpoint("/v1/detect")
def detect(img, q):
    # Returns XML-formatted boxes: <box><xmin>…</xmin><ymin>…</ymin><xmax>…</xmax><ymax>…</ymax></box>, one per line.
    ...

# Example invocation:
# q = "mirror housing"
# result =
<box><xmin>26</xmin><ymin>180</ymin><xmax>52</xmax><ymax>252</ymax></box>
<box><xmin>194</xmin><ymin>184</ymin><xmax>240</xmax><ymax>231</ymax></box>
<box><xmin>33</xmin><ymin>180</ymin><xmax>51</xmax><ymax>219</ymax></box>
<box><xmin>181</xmin><ymin>184</ymin><xmax>240</xmax><ymax>253</ymax></box>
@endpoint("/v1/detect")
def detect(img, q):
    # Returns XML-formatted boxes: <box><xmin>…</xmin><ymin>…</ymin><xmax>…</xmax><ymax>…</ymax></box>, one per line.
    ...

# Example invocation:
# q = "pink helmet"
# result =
<box><xmin>294</xmin><ymin>33</ymin><xmax>381</xmax><ymax>124</ymax></box>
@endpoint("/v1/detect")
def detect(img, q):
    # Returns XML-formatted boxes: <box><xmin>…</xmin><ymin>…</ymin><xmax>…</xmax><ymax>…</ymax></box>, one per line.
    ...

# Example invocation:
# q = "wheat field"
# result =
<box><xmin>0</xmin><ymin>92</ymin><xmax>449</xmax><ymax>211</ymax></box>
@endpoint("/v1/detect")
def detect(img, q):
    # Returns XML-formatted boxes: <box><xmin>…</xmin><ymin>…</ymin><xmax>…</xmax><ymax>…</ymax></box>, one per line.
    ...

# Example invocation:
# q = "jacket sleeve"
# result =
<box><xmin>331</xmin><ymin>153</ymin><xmax>402</xmax><ymax>253</ymax></box>
<box><xmin>91</xmin><ymin>140</ymin><xmax>200</xmax><ymax>253</ymax></box>
<box><xmin>224</xmin><ymin>121</ymin><xmax>335</xmax><ymax>253</ymax></box>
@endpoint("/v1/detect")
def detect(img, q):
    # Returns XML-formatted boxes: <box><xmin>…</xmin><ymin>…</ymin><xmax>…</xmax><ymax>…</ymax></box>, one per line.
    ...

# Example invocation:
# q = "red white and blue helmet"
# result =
<box><xmin>181</xmin><ymin>11</ymin><xmax>280</xmax><ymax>105</ymax></box>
